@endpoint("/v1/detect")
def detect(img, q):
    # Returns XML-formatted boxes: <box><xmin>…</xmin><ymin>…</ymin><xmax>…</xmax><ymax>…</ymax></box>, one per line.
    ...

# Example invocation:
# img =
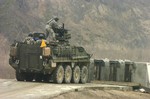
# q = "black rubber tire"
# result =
<box><xmin>16</xmin><ymin>71</ymin><xmax>25</xmax><ymax>81</ymax></box>
<box><xmin>25</xmin><ymin>74</ymin><xmax>34</xmax><ymax>81</ymax></box>
<box><xmin>80</xmin><ymin>66</ymin><xmax>88</xmax><ymax>84</ymax></box>
<box><xmin>72</xmin><ymin>66</ymin><xmax>80</xmax><ymax>83</ymax></box>
<box><xmin>64</xmin><ymin>65</ymin><xmax>72</xmax><ymax>83</ymax></box>
<box><xmin>43</xmin><ymin>75</ymin><xmax>50</xmax><ymax>83</ymax></box>
<box><xmin>53</xmin><ymin>65</ymin><xmax>64</xmax><ymax>84</ymax></box>
<box><xmin>35</xmin><ymin>74</ymin><xmax>43</xmax><ymax>82</ymax></box>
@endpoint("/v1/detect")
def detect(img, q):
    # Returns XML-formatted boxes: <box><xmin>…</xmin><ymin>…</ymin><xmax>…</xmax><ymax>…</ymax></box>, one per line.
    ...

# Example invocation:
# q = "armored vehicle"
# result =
<box><xmin>9</xmin><ymin>25</ymin><xmax>91</xmax><ymax>84</ymax></box>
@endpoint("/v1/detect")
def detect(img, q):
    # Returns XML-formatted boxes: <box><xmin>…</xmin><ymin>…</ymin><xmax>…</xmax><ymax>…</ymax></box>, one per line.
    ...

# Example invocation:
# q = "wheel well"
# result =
<box><xmin>56</xmin><ymin>62</ymin><xmax>71</xmax><ymax>67</ymax></box>
<box><xmin>56</xmin><ymin>62</ymin><xmax>89</xmax><ymax>69</ymax></box>
<box><xmin>76</xmin><ymin>62</ymin><xmax>89</xmax><ymax>67</ymax></box>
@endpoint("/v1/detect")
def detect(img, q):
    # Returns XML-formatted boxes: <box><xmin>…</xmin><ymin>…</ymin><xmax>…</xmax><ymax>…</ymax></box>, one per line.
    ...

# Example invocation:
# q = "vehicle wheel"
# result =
<box><xmin>35</xmin><ymin>74</ymin><xmax>43</xmax><ymax>82</ymax></box>
<box><xmin>25</xmin><ymin>74</ymin><xmax>34</xmax><ymax>81</ymax></box>
<box><xmin>72</xmin><ymin>66</ymin><xmax>80</xmax><ymax>83</ymax></box>
<box><xmin>43</xmin><ymin>75</ymin><xmax>50</xmax><ymax>82</ymax></box>
<box><xmin>16</xmin><ymin>71</ymin><xmax>25</xmax><ymax>81</ymax></box>
<box><xmin>53</xmin><ymin>65</ymin><xmax>64</xmax><ymax>84</ymax></box>
<box><xmin>80</xmin><ymin>66</ymin><xmax>88</xmax><ymax>84</ymax></box>
<box><xmin>64</xmin><ymin>65</ymin><xmax>72</xmax><ymax>83</ymax></box>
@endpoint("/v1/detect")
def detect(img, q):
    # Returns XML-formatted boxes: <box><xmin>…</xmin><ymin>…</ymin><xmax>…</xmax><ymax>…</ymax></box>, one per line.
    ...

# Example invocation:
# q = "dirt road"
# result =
<box><xmin>0</xmin><ymin>79</ymin><xmax>83</xmax><ymax>99</ymax></box>
<box><xmin>52</xmin><ymin>89</ymin><xmax>150</xmax><ymax>99</ymax></box>
<box><xmin>0</xmin><ymin>79</ymin><xmax>149</xmax><ymax>99</ymax></box>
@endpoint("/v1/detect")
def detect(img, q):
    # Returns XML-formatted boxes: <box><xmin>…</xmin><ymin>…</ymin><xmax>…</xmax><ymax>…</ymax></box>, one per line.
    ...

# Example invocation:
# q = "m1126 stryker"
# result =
<box><xmin>9</xmin><ymin>24</ymin><xmax>91</xmax><ymax>84</ymax></box>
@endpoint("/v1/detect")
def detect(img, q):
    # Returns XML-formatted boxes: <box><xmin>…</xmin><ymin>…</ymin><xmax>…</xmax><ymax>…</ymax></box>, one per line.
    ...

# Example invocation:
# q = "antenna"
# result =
<box><xmin>56</xmin><ymin>4</ymin><xmax>59</xmax><ymax>17</ymax></box>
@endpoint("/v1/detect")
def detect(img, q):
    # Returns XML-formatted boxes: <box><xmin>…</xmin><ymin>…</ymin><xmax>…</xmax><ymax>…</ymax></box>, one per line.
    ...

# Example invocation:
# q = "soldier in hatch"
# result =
<box><xmin>36</xmin><ymin>33</ymin><xmax>47</xmax><ymax>44</ymax></box>
<box><xmin>45</xmin><ymin>16</ymin><xmax>61</xmax><ymax>41</ymax></box>
<box><xmin>24</xmin><ymin>33</ymin><xmax>34</xmax><ymax>44</ymax></box>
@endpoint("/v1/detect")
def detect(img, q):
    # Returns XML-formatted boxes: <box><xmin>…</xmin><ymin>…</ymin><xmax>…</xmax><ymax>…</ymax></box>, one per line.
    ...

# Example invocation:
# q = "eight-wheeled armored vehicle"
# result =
<box><xmin>9</xmin><ymin>25</ymin><xmax>91</xmax><ymax>84</ymax></box>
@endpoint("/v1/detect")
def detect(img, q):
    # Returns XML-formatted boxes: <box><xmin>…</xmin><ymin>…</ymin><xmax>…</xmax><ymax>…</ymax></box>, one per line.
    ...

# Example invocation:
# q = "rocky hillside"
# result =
<box><xmin>0</xmin><ymin>0</ymin><xmax>150</xmax><ymax>78</ymax></box>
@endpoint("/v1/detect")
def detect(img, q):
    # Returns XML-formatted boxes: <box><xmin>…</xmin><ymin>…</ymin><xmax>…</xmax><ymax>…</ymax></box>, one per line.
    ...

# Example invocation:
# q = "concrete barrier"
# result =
<box><xmin>117</xmin><ymin>60</ymin><xmax>125</xmax><ymax>82</ymax></box>
<box><xmin>132</xmin><ymin>62</ymin><xmax>150</xmax><ymax>88</ymax></box>
<box><xmin>109</xmin><ymin>60</ymin><xmax>121</xmax><ymax>81</ymax></box>
<box><xmin>94</xmin><ymin>59</ymin><xmax>126</xmax><ymax>82</ymax></box>
<box><xmin>124</xmin><ymin>60</ymin><xmax>134</xmax><ymax>82</ymax></box>
<box><xmin>94</xmin><ymin>59</ymin><xmax>110</xmax><ymax>81</ymax></box>
<box><xmin>94</xmin><ymin>59</ymin><xmax>135</xmax><ymax>82</ymax></box>
<box><xmin>88</xmin><ymin>59</ymin><xmax>95</xmax><ymax>82</ymax></box>
<box><xmin>92</xmin><ymin>59</ymin><xmax>150</xmax><ymax>88</ymax></box>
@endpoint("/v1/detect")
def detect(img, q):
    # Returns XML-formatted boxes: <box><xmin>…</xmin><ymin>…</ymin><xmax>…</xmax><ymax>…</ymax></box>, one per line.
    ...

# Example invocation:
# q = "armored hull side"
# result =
<box><xmin>9</xmin><ymin>40</ymin><xmax>90</xmax><ymax>84</ymax></box>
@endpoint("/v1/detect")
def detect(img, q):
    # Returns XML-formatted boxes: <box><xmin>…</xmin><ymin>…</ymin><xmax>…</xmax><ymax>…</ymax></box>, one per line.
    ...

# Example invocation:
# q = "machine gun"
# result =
<box><xmin>54</xmin><ymin>23</ymin><xmax>71</xmax><ymax>42</ymax></box>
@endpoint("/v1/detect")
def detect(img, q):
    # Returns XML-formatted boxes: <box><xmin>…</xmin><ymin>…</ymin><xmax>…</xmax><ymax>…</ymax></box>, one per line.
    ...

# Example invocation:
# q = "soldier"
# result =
<box><xmin>36</xmin><ymin>33</ymin><xmax>47</xmax><ymax>43</ymax></box>
<box><xmin>24</xmin><ymin>33</ymin><xmax>34</xmax><ymax>44</ymax></box>
<box><xmin>45</xmin><ymin>16</ymin><xmax>60</xmax><ymax>41</ymax></box>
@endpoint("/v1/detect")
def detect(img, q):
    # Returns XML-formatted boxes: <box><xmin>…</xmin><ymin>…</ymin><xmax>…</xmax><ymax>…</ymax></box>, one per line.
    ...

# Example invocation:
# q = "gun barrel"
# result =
<box><xmin>62</xmin><ymin>23</ymin><xmax>64</xmax><ymax>29</ymax></box>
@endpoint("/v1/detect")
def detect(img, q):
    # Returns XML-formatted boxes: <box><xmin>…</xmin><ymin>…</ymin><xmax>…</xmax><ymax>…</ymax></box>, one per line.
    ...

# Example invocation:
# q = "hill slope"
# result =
<box><xmin>0</xmin><ymin>0</ymin><xmax>150</xmax><ymax>78</ymax></box>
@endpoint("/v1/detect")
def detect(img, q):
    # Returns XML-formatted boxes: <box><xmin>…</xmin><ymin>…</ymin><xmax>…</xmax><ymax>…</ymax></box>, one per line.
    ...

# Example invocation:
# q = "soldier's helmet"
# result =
<box><xmin>28</xmin><ymin>33</ymin><xmax>33</xmax><ymax>37</ymax></box>
<box><xmin>53</xmin><ymin>16</ymin><xmax>59</xmax><ymax>21</ymax></box>
<box><xmin>39</xmin><ymin>34</ymin><xmax>44</xmax><ymax>39</ymax></box>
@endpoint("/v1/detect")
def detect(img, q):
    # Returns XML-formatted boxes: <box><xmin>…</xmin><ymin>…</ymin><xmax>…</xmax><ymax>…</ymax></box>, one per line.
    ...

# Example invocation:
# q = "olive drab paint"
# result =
<box><xmin>9</xmin><ymin>24</ymin><xmax>91</xmax><ymax>84</ymax></box>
